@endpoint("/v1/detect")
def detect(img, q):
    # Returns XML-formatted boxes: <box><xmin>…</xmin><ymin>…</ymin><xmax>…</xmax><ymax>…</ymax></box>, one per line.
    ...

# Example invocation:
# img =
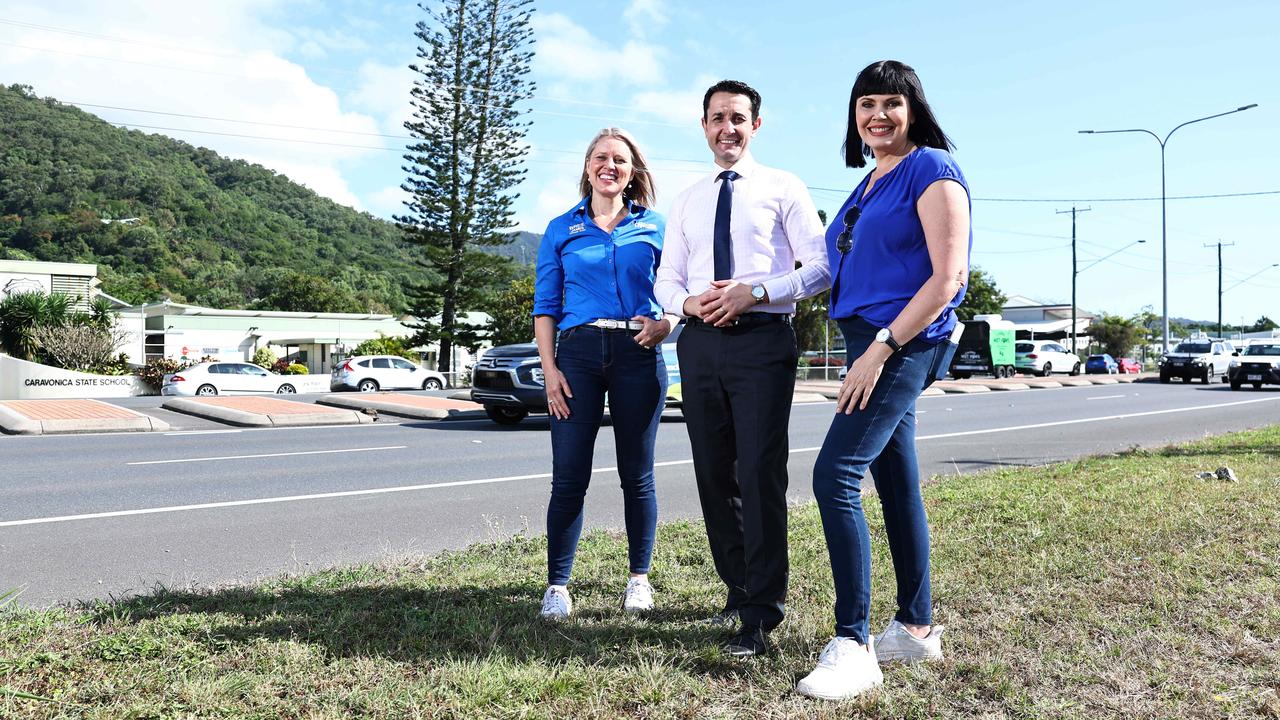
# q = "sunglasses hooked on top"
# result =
<box><xmin>835</xmin><ymin>205</ymin><xmax>860</xmax><ymax>254</ymax></box>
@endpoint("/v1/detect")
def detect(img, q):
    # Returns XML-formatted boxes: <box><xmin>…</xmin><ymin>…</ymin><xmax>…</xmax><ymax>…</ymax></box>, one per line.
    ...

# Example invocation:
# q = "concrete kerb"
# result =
<box><xmin>931</xmin><ymin>382</ymin><xmax>991</xmax><ymax>394</ymax></box>
<box><xmin>316</xmin><ymin>394</ymin><xmax>487</xmax><ymax>421</ymax></box>
<box><xmin>0</xmin><ymin>403</ymin><xmax>39</xmax><ymax>435</ymax></box>
<box><xmin>1057</xmin><ymin>378</ymin><xmax>1094</xmax><ymax>387</ymax></box>
<box><xmin>0</xmin><ymin>400</ymin><xmax>170</xmax><ymax>435</ymax></box>
<box><xmin>162</xmin><ymin>398</ymin><xmax>372</xmax><ymax>428</ymax></box>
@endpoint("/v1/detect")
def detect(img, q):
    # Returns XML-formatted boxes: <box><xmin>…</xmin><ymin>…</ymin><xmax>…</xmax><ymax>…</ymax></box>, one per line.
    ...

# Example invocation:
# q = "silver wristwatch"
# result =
<box><xmin>750</xmin><ymin>284</ymin><xmax>767</xmax><ymax>304</ymax></box>
<box><xmin>875</xmin><ymin>327</ymin><xmax>902</xmax><ymax>352</ymax></box>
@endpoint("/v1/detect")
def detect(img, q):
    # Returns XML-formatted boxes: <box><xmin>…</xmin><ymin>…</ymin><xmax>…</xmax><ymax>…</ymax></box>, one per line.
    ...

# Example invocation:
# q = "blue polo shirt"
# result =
<box><xmin>827</xmin><ymin>147</ymin><xmax>972</xmax><ymax>343</ymax></box>
<box><xmin>533</xmin><ymin>197</ymin><xmax>666</xmax><ymax>331</ymax></box>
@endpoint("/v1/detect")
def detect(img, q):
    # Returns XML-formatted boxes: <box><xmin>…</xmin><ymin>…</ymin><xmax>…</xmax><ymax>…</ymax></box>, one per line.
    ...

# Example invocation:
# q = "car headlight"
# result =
<box><xmin>530</xmin><ymin>367</ymin><xmax>545</xmax><ymax>385</ymax></box>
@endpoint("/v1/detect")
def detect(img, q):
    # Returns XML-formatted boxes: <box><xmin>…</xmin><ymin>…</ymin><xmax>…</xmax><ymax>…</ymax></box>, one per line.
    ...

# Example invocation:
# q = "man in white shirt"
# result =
<box><xmin>654</xmin><ymin>79</ymin><xmax>830</xmax><ymax>657</ymax></box>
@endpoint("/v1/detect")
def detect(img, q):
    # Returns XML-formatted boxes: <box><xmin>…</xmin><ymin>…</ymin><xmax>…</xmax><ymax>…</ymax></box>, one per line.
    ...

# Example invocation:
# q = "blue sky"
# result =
<box><xmin>2</xmin><ymin>0</ymin><xmax>1277</xmax><ymax>326</ymax></box>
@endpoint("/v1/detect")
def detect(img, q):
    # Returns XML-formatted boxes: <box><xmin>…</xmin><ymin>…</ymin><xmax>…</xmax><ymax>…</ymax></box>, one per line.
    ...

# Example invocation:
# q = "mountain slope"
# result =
<box><xmin>0</xmin><ymin>84</ymin><xmax>429</xmax><ymax>312</ymax></box>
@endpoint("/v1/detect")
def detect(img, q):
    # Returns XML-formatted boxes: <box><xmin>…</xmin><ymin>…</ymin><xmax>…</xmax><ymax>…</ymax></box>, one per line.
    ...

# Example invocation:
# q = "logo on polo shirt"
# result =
<box><xmin>634</xmin><ymin>221</ymin><xmax>658</xmax><ymax>231</ymax></box>
<box><xmin>568</xmin><ymin>222</ymin><xmax>587</xmax><ymax>235</ymax></box>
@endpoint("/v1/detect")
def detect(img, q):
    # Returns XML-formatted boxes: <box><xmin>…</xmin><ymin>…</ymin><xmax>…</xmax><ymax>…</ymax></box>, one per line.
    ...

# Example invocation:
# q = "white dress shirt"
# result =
<box><xmin>654</xmin><ymin>153</ymin><xmax>830</xmax><ymax>316</ymax></box>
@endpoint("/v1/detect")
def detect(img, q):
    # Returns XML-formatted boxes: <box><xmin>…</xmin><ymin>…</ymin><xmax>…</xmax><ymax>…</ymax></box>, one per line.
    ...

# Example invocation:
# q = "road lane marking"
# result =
<box><xmin>164</xmin><ymin>430</ymin><xmax>244</xmax><ymax>436</ymax></box>
<box><xmin>1086</xmin><ymin>395</ymin><xmax>1126</xmax><ymax>401</ymax></box>
<box><xmin>126</xmin><ymin>446</ymin><xmax>407</xmax><ymax>466</ymax></box>
<box><xmin>5</xmin><ymin>396</ymin><xmax>1277</xmax><ymax>528</ymax></box>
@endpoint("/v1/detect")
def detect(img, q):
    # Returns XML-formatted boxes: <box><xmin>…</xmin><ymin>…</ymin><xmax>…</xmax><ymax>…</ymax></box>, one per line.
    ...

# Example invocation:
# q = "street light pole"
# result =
<box><xmin>1079</xmin><ymin>103</ymin><xmax>1257</xmax><ymax>354</ymax></box>
<box><xmin>1056</xmin><ymin>206</ymin><xmax>1090</xmax><ymax>353</ymax></box>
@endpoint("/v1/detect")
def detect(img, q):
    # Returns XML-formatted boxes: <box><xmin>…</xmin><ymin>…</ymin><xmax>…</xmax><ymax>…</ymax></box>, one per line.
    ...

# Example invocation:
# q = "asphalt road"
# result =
<box><xmin>2</xmin><ymin>382</ymin><xmax>1277</xmax><ymax>607</ymax></box>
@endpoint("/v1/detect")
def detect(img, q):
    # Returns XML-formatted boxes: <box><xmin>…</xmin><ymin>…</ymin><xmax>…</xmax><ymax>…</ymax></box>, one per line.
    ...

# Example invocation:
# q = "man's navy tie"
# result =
<box><xmin>713</xmin><ymin>170</ymin><xmax>739</xmax><ymax>280</ymax></box>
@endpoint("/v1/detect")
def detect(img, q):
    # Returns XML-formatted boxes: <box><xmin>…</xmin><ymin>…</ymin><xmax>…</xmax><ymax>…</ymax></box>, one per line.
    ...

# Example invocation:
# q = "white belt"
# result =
<box><xmin>588</xmin><ymin>319</ymin><xmax>644</xmax><ymax>330</ymax></box>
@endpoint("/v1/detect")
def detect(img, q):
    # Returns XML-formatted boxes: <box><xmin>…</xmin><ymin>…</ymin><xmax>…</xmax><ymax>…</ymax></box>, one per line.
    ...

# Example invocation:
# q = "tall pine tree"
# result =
<box><xmin>399</xmin><ymin>0</ymin><xmax>534</xmax><ymax>372</ymax></box>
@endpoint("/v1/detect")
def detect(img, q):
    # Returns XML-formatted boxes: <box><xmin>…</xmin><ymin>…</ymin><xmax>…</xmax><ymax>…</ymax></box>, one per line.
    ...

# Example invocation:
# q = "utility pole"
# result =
<box><xmin>1057</xmin><ymin>206</ymin><xmax>1091</xmax><ymax>353</ymax></box>
<box><xmin>1204</xmin><ymin>241</ymin><xmax>1234</xmax><ymax>337</ymax></box>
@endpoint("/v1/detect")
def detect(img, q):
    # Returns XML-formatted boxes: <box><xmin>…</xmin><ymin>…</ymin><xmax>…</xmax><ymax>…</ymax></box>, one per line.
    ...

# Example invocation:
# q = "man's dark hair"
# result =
<box><xmin>842</xmin><ymin>60</ymin><xmax>955</xmax><ymax>168</ymax></box>
<box><xmin>702</xmin><ymin>80</ymin><xmax>762</xmax><ymax>121</ymax></box>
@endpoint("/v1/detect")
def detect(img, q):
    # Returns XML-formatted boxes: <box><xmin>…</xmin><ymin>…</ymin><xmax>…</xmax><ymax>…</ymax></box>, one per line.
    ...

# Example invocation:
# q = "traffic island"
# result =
<box><xmin>163</xmin><ymin>396</ymin><xmax>372</xmax><ymax>428</ymax></box>
<box><xmin>317</xmin><ymin>393</ymin><xmax>486</xmax><ymax>421</ymax></box>
<box><xmin>1020</xmin><ymin>378</ymin><xmax>1064</xmax><ymax>388</ymax></box>
<box><xmin>931</xmin><ymin>381</ymin><xmax>991</xmax><ymax>394</ymax></box>
<box><xmin>0</xmin><ymin>399</ymin><xmax>170</xmax><ymax>435</ymax></box>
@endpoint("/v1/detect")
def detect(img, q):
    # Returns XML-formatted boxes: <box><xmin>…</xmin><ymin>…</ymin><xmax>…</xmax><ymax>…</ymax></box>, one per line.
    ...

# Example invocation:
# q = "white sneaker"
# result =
<box><xmin>539</xmin><ymin>585</ymin><xmax>572</xmax><ymax>620</ymax></box>
<box><xmin>874</xmin><ymin>619</ymin><xmax>944</xmax><ymax>663</ymax></box>
<box><xmin>795</xmin><ymin>636</ymin><xmax>884</xmax><ymax>700</ymax></box>
<box><xmin>621</xmin><ymin>577</ymin><xmax>654</xmax><ymax>614</ymax></box>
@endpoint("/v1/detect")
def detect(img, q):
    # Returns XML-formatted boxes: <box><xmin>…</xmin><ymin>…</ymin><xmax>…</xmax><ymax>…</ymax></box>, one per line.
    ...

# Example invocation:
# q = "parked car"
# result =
<box><xmin>162</xmin><ymin>361</ymin><xmax>300</xmax><ymax>396</ymax></box>
<box><xmin>1085</xmin><ymin>353</ymin><xmax>1119</xmax><ymax>374</ymax></box>
<box><xmin>1228</xmin><ymin>339</ymin><xmax>1280</xmax><ymax>390</ymax></box>
<box><xmin>1116</xmin><ymin>357</ymin><xmax>1142</xmax><ymax>374</ymax></box>
<box><xmin>471</xmin><ymin>324</ymin><xmax>683</xmax><ymax>425</ymax></box>
<box><xmin>1158</xmin><ymin>339</ymin><xmax>1235</xmax><ymax>384</ymax></box>
<box><xmin>1014</xmin><ymin>340</ymin><xmax>1081</xmax><ymax>376</ymax></box>
<box><xmin>330</xmin><ymin>355</ymin><xmax>447</xmax><ymax>392</ymax></box>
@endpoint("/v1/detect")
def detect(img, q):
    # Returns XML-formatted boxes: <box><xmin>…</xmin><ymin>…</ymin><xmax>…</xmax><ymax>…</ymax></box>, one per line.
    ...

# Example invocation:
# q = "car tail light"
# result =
<box><xmin>340</xmin><ymin>360</ymin><xmax>354</xmax><ymax>372</ymax></box>
<box><xmin>1027</xmin><ymin>354</ymin><xmax>1038</xmax><ymax>359</ymax></box>
<box><xmin>169</xmin><ymin>375</ymin><xmax>185</xmax><ymax>383</ymax></box>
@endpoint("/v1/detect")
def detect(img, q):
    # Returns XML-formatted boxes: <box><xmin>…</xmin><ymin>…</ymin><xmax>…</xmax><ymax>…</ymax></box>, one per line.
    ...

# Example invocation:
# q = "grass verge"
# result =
<box><xmin>2</xmin><ymin>427</ymin><xmax>1279</xmax><ymax>719</ymax></box>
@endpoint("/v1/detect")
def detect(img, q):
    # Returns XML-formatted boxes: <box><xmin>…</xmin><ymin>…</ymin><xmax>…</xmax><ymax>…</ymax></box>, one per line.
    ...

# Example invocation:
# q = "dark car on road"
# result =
<box><xmin>1085</xmin><ymin>353</ymin><xmax>1118</xmax><ymax>374</ymax></box>
<box><xmin>471</xmin><ymin>324</ymin><xmax>683</xmax><ymax>425</ymax></box>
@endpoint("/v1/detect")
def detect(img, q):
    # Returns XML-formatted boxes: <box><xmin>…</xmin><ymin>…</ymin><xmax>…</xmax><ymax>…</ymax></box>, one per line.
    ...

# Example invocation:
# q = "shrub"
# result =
<box><xmin>284</xmin><ymin>363</ymin><xmax>308</xmax><ymax>375</ymax></box>
<box><xmin>252</xmin><ymin>347</ymin><xmax>278</xmax><ymax>369</ymax></box>
<box><xmin>272</xmin><ymin>358</ymin><xmax>291</xmax><ymax>374</ymax></box>
<box><xmin>136</xmin><ymin>357</ymin><xmax>190</xmax><ymax>390</ymax></box>
<box><xmin>350</xmin><ymin>334</ymin><xmax>417</xmax><ymax>361</ymax></box>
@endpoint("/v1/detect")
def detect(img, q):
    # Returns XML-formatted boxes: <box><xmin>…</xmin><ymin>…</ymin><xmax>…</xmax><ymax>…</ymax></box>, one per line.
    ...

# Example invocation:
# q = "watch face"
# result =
<box><xmin>752</xmin><ymin>285</ymin><xmax>765</xmax><ymax>300</ymax></box>
<box><xmin>876</xmin><ymin>328</ymin><xmax>889</xmax><ymax>342</ymax></box>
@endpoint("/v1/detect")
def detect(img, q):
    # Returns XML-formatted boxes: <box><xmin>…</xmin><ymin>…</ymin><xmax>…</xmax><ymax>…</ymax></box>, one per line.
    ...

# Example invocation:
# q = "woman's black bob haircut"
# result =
<box><xmin>843</xmin><ymin>60</ymin><xmax>954</xmax><ymax>168</ymax></box>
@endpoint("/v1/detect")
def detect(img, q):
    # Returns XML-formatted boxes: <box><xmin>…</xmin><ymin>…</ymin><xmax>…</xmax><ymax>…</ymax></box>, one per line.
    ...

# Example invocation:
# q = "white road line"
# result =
<box><xmin>126</xmin><ymin>446</ymin><xmax>407</xmax><ymax>466</ymax></box>
<box><xmin>1086</xmin><ymin>394</ymin><xmax>1126</xmax><ymax>401</ymax></box>
<box><xmin>5</xmin><ymin>396</ymin><xmax>1277</xmax><ymax>528</ymax></box>
<box><xmin>164</xmin><ymin>430</ymin><xmax>243</xmax><ymax>436</ymax></box>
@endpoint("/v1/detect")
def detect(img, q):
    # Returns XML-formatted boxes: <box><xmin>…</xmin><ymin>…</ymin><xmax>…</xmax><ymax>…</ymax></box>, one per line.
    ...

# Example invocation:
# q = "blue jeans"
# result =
<box><xmin>812</xmin><ymin>316</ymin><xmax>949</xmax><ymax>643</ymax></box>
<box><xmin>546</xmin><ymin>325</ymin><xmax>667</xmax><ymax>586</ymax></box>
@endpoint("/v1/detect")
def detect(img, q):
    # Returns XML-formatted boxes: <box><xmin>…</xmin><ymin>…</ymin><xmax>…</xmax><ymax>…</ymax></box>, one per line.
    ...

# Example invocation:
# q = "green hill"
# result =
<box><xmin>0</xmin><ymin>84</ymin><xmax>433</xmax><ymax>313</ymax></box>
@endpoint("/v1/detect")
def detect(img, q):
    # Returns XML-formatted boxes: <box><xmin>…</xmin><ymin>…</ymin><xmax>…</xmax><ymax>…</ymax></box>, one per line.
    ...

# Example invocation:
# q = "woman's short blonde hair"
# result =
<box><xmin>578</xmin><ymin>127</ymin><xmax>656</xmax><ymax>208</ymax></box>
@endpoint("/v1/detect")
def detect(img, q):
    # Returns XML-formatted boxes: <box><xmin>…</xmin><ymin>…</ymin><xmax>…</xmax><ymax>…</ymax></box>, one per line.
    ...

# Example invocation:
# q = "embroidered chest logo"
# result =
<box><xmin>568</xmin><ymin>222</ymin><xmax>587</xmax><ymax>235</ymax></box>
<box><xmin>634</xmin><ymin>221</ymin><xmax>658</xmax><ymax>231</ymax></box>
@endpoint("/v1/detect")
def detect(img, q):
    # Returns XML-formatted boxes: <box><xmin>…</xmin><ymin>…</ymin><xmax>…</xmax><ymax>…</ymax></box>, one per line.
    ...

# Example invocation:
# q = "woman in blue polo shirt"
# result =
<box><xmin>532</xmin><ymin>127</ymin><xmax>672</xmax><ymax>620</ymax></box>
<box><xmin>795</xmin><ymin>61</ymin><xmax>972</xmax><ymax>700</ymax></box>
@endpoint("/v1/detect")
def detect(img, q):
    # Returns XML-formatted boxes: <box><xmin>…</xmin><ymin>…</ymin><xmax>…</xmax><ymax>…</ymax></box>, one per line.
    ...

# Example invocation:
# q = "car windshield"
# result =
<box><xmin>1088</xmin><ymin>355</ymin><xmax>1107</xmax><ymax>360</ymax></box>
<box><xmin>1244</xmin><ymin>344</ymin><xmax>1280</xmax><ymax>356</ymax></box>
<box><xmin>1173</xmin><ymin>343</ymin><xmax>1210</xmax><ymax>354</ymax></box>
<box><xmin>1015</xmin><ymin>342</ymin><xmax>1034</xmax><ymax>353</ymax></box>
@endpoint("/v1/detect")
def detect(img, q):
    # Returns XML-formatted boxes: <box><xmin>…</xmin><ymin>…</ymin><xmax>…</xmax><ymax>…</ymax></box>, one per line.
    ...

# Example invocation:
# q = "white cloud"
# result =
<box><xmin>0</xmin><ymin>1</ymin><xmax>383</xmax><ymax>210</ymax></box>
<box><xmin>629</xmin><ymin>74</ymin><xmax>718</xmax><ymax>125</ymax></box>
<box><xmin>366</xmin><ymin>184</ymin><xmax>410</xmax><ymax>220</ymax></box>
<box><xmin>526</xmin><ymin>183</ymin><xmax>582</xmax><ymax>233</ymax></box>
<box><xmin>532</xmin><ymin>13</ymin><xmax>664</xmax><ymax>87</ymax></box>
<box><xmin>624</xmin><ymin>0</ymin><xmax>669</xmax><ymax>37</ymax></box>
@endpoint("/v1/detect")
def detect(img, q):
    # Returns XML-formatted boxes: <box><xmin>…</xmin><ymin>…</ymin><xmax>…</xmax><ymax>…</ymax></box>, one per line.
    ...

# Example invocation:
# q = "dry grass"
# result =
<box><xmin>2</xmin><ymin>427</ymin><xmax>1278</xmax><ymax>718</ymax></box>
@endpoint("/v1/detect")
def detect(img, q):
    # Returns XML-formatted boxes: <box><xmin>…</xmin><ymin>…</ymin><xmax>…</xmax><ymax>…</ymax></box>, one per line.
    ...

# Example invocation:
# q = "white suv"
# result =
<box><xmin>1159</xmin><ymin>339</ymin><xmax>1235</xmax><ymax>384</ymax></box>
<box><xmin>330</xmin><ymin>355</ymin><xmax>447</xmax><ymax>392</ymax></box>
<box><xmin>1014</xmin><ymin>340</ymin><xmax>1081</xmax><ymax>376</ymax></box>
<box><xmin>1228</xmin><ymin>340</ymin><xmax>1280</xmax><ymax>390</ymax></box>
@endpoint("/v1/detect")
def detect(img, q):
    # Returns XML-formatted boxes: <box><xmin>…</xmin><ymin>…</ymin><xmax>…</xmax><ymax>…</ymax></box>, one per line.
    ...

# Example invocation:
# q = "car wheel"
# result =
<box><xmin>485</xmin><ymin>406</ymin><xmax>528</xmax><ymax>425</ymax></box>
<box><xmin>423</xmin><ymin>378</ymin><xmax>444</xmax><ymax>390</ymax></box>
<box><xmin>277</xmin><ymin>384</ymin><xmax>296</xmax><ymax>394</ymax></box>
<box><xmin>1159</xmin><ymin>372</ymin><xmax>1170</xmax><ymax>383</ymax></box>
<box><xmin>196</xmin><ymin>384</ymin><xmax>218</xmax><ymax>396</ymax></box>
<box><xmin>1202</xmin><ymin>367</ymin><xmax>1213</xmax><ymax>384</ymax></box>
<box><xmin>1230</xmin><ymin>381</ymin><xmax>1241</xmax><ymax>390</ymax></box>
<box><xmin>1070</xmin><ymin>362</ymin><xmax>1081</xmax><ymax>376</ymax></box>
<box><xmin>953</xmin><ymin>371</ymin><xmax>970</xmax><ymax>380</ymax></box>
<box><xmin>358</xmin><ymin>379</ymin><xmax>379</xmax><ymax>393</ymax></box>
<box><xmin>1040</xmin><ymin>362</ymin><xmax>1052</xmax><ymax>377</ymax></box>
<box><xmin>1253</xmin><ymin>382</ymin><xmax>1263</xmax><ymax>389</ymax></box>
<box><xmin>1182</xmin><ymin>376</ymin><xmax>1191</xmax><ymax>383</ymax></box>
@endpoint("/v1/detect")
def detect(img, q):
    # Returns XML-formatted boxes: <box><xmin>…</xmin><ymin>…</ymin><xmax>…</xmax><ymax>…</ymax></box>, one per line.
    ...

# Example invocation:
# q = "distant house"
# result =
<box><xmin>1001</xmin><ymin>294</ymin><xmax>1095</xmax><ymax>349</ymax></box>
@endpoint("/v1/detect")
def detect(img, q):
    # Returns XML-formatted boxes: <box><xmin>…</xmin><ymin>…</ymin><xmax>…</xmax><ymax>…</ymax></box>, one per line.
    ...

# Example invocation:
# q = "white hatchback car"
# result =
<box><xmin>161</xmin><ymin>362</ymin><xmax>300</xmax><ymax>396</ymax></box>
<box><xmin>330</xmin><ymin>355</ymin><xmax>447</xmax><ymax>392</ymax></box>
<box><xmin>1014</xmin><ymin>340</ymin><xmax>1082</xmax><ymax>376</ymax></box>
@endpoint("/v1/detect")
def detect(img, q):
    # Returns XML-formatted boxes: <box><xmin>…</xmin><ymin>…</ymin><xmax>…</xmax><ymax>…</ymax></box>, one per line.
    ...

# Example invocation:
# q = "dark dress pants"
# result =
<box><xmin>677</xmin><ymin>318</ymin><xmax>797</xmax><ymax>631</ymax></box>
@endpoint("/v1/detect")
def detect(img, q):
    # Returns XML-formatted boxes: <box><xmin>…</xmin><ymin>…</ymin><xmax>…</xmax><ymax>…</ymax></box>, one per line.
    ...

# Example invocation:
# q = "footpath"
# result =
<box><xmin>0</xmin><ymin>374</ymin><xmax>1146</xmax><ymax>436</ymax></box>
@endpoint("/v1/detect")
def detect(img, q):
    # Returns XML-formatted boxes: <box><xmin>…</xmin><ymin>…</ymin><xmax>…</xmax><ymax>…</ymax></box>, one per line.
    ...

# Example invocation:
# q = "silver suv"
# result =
<box><xmin>330</xmin><ymin>355</ymin><xmax>448</xmax><ymax>392</ymax></box>
<box><xmin>1159</xmin><ymin>339</ymin><xmax>1235</xmax><ymax>384</ymax></box>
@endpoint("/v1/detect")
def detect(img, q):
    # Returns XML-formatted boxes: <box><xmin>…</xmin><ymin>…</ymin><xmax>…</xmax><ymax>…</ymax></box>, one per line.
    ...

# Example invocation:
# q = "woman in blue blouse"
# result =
<box><xmin>532</xmin><ymin>128</ymin><xmax>673</xmax><ymax>620</ymax></box>
<box><xmin>795</xmin><ymin>61</ymin><xmax>972</xmax><ymax>700</ymax></box>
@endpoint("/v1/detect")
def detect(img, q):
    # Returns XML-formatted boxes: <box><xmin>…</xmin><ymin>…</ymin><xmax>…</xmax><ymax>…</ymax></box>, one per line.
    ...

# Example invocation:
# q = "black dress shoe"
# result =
<box><xmin>722</xmin><ymin>626</ymin><xmax>768</xmax><ymax>658</ymax></box>
<box><xmin>701</xmin><ymin>608</ymin><xmax>739</xmax><ymax>627</ymax></box>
